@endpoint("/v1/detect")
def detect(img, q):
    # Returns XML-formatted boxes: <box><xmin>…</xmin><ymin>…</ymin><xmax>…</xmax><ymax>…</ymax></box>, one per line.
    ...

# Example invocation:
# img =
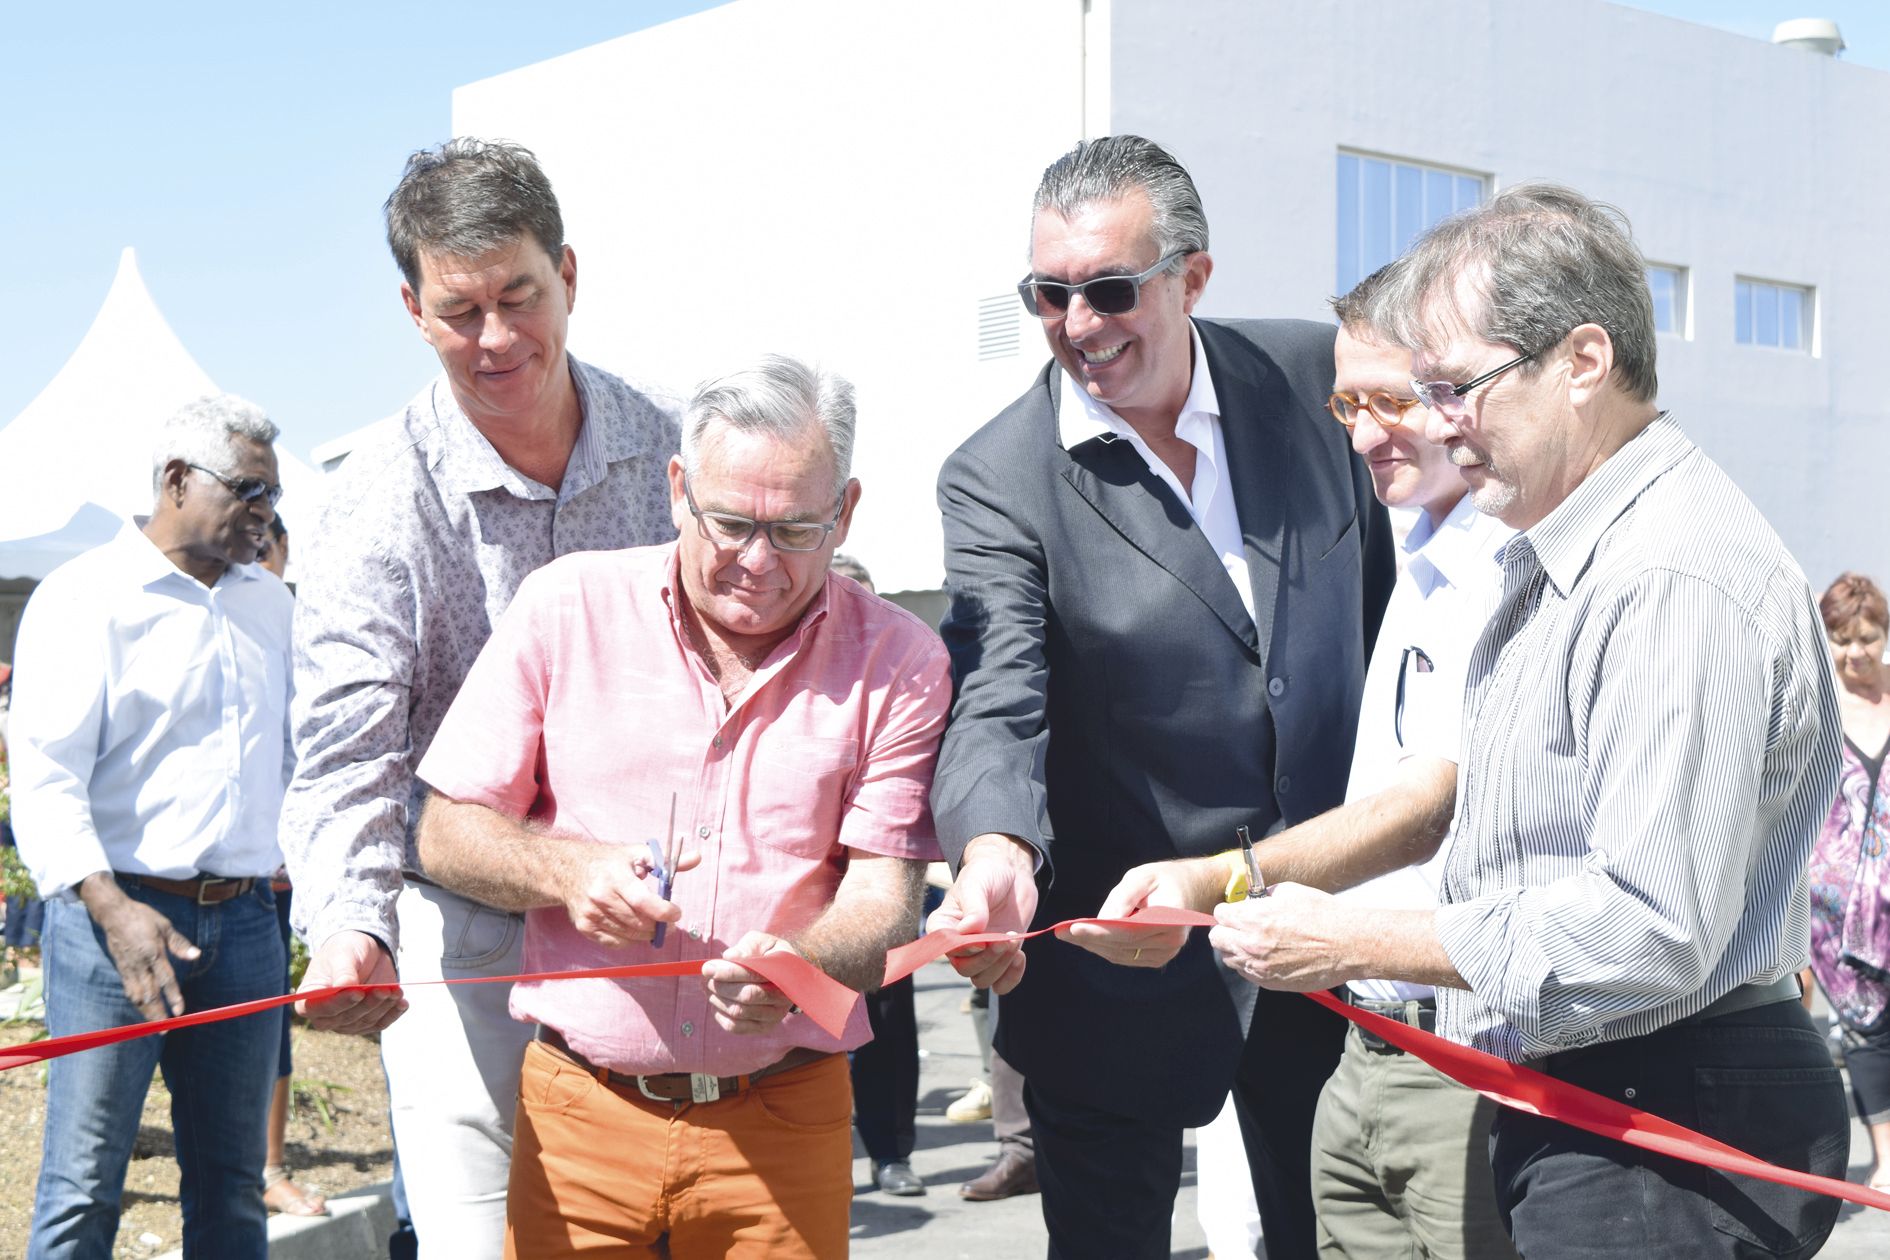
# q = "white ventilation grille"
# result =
<box><xmin>978</xmin><ymin>294</ymin><xmax>1022</xmax><ymax>361</ymax></box>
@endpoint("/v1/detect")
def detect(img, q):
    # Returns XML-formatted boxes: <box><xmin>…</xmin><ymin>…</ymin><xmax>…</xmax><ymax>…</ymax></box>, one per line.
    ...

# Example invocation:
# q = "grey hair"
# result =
<box><xmin>1330</xmin><ymin>261</ymin><xmax>1402</xmax><ymax>331</ymax></box>
<box><xmin>1031</xmin><ymin>135</ymin><xmax>1209</xmax><ymax>269</ymax></box>
<box><xmin>1367</xmin><ymin>182</ymin><xmax>1658</xmax><ymax>402</ymax></box>
<box><xmin>829</xmin><ymin>553</ymin><xmax>874</xmax><ymax>591</ymax></box>
<box><xmin>151</xmin><ymin>394</ymin><xmax>279</xmax><ymax>494</ymax></box>
<box><xmin>680</xmin><ymin>355</ymin><xmax>856</xmax><ymax>498</ymax></box>
<box><xmin>384</xmin><ymin>138</ymin><xmax>565</xmax><ymax>295</ymax></box>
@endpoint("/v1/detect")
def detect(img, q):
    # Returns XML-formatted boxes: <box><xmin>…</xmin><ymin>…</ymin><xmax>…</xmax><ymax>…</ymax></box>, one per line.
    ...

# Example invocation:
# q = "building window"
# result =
<box><xmin>1734</xmin><ymin>278</ymin><xmax>1811</xmax><ymax>351</ymax></box>
<box><xmin>1336</xmin><ymin>152</ymin><xmax>1486</xmax><ymax>296</ymax></box>
<box><xmin>1646</xmin><ymin>265</ymin><xmax>1687</xmax><ymax>336</ymax></box>
<box><xmin>978</xmin><ymin>293</ymin><xmax>1021</xmax><ymax>361</ymax></box>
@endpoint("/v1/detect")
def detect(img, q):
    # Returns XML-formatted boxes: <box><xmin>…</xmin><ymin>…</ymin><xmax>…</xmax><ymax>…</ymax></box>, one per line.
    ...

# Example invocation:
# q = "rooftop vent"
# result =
<box><xmin>1771</xmin><ymin>18</ymin><xmax>1845</xmax><ymax>57</ymax></box>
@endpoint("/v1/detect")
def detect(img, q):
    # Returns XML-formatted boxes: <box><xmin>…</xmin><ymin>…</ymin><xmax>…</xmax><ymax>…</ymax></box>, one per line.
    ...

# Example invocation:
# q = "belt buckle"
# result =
<box><xmin>195</xmin><ymin>877</ymin><xmax>234</xmax><ymax>906</ymax></box>
<box><xmin>635</xmin><ymin>1073</ymin><xmax>721</xmax><ymax>1104</ymax></box>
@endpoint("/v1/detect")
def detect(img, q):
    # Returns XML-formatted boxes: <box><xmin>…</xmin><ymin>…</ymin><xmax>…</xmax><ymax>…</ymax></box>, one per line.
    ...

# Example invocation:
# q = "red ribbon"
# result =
<box><xmin>9</xmin><ymin>906</ymin><xmax>1888</xmax><ymax>1214</ymax></box>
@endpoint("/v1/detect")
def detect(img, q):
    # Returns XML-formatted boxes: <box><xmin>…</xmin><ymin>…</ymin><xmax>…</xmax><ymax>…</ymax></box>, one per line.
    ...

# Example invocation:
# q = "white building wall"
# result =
<box><xmin>1110</xmin><ymin>0</ymin><xmax>1890</xmax><ymax>589</ymax></box>
<box><xmin>456</xmin><ymin>0</ymin><xmax>1889</xmax><ymax>593</ymax></box>
<box><xmin>453</xmin><ymin>0</ymin><xmax>1093</xmax><ymax>593</ymax></box>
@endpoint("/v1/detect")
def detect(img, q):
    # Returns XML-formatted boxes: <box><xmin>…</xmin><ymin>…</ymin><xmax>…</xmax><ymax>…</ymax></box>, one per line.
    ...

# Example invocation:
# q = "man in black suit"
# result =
<box><xmin>928</xmin><ymin>135</ymin><xmax>1395</xmax><ymax>1258</ymax></box>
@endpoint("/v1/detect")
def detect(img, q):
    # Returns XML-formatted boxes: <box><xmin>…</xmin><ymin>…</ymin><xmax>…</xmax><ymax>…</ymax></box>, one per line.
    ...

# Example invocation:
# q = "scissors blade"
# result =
<box><xmin>1236</xmin><ymin>825</ymin><xmax>1266</xmax><ymax>899</ymax></box>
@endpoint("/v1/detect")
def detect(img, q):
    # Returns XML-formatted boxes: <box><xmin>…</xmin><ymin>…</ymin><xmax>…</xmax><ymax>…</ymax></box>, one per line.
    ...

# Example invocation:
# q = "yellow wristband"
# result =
<box><xmin>1218</xmin><ymin>849</ymin><xmax>1252</xmax><ymax>903</ymax></box>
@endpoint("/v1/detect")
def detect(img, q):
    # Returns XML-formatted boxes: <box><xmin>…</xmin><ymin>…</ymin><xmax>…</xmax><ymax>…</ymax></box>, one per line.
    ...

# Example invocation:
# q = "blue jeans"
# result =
<box><xmin>30</xmin><ymin>881</ymin><xmax>286</xmax><ymax>1260</ymax></box>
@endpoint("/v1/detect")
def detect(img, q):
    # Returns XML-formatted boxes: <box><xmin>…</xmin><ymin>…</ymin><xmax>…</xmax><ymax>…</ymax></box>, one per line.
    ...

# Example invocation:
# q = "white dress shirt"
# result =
<box><xmin>1059</xmin><ymin>321</ymin><xmax>1254</xmax><ymax>620</ymax></box>
<box><xmin>1339</xmin><ymin>494</ymin><xmax>1512</xmax><ymax>1003</ymax></box>
<box><xmin>7</xmin><ymin>519</ymin><xmax>295</xmax><ymax>897</ymax></box>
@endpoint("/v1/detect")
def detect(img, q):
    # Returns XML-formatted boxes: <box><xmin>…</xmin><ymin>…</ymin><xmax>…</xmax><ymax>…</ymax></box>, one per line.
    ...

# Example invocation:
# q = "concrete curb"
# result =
<box><xmin>154</xmin><ymin>1181</ymin><xmax>394</xmax><ymax>1260</ymax></box>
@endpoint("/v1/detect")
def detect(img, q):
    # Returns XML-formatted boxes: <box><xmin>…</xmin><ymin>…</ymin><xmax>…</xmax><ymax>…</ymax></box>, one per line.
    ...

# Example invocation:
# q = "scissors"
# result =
<box><xmin>646</xmin><ymin>793</ymin><xmax>678</xmax><ymax>948</ymax></box>
<box><xmin>1235</xmin><ymin>825</ymin><xmax>1268</xmax><ymax>899</ymax></box>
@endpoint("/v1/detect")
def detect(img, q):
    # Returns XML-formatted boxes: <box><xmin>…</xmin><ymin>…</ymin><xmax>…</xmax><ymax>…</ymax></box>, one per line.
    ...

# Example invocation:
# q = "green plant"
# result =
<box><xmin>288</xmin><ymin>935</ymin><xmax>310</xmax><ymax>991</ymax></box>
<box><xmin>290</xmin><ymin>1073</ymin><xmax>354</xmax><ymax>1132</ymax></box>
<box><xmin>2</xmin><ymin>840</ymin><xmax>38</xmax><ymax>902</ymax></box>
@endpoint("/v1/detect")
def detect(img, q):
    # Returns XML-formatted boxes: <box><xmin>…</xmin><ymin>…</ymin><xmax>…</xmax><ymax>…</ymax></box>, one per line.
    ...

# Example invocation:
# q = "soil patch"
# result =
<box><xmin>0</xmin><ymin>1016</ymin><xmax>393</xmax><ymax>1257</ymax></box>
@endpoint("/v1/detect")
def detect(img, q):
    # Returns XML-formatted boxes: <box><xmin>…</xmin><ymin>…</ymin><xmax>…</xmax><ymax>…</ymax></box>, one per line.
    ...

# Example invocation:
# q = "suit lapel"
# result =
<box><xmin>1052</xmin><ymin>367</ymin><xmax>1262</xmax><ymax>658</ymax></box>
<box><xmin>1199</xmin><ymin>323</ymin><xmax>1287</xmax><ymax>675</ymax></box>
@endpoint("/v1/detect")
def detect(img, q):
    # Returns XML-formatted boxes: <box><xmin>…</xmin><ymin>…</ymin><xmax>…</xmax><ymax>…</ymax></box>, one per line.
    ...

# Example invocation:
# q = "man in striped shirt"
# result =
<box><xmin>1204</xmin><ymin>184</ymin><xmax>1850</xmax><ymax>1259</ymax></box>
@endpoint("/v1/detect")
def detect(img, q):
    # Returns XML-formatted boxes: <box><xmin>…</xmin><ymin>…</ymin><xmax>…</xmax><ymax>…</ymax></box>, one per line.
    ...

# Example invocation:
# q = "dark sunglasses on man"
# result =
<box><xmin>1017</xmin><ymin>250</ymin><xmax>1188</xmax><ymax>319</ymax></box>
<box><xmin>187</xmin><ymin>463</ymin><xmax>284</xmax><ymax>508</ymax></box>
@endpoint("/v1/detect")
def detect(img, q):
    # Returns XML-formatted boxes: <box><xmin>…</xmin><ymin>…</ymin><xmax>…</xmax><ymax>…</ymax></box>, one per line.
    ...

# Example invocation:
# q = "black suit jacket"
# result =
<box><xmin>932</xmin><ymin>318</ymin><xmax>1395</xmax><ymax>1123</ymax></box>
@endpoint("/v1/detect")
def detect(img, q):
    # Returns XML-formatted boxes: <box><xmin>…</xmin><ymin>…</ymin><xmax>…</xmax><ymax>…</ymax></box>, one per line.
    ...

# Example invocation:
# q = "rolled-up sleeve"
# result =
<box><xmin>838</xmin><ymin>635</ymin><xmax>952</xmax><ymax>861</ymax></box>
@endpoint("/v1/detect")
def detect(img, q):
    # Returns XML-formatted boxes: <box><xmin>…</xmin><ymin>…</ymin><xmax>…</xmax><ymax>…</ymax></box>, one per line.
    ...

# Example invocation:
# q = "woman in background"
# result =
<box><xmin>1807</xmin><ymin>571</ymin><xmax>1890</xmax><ymax>1192</ymax></box>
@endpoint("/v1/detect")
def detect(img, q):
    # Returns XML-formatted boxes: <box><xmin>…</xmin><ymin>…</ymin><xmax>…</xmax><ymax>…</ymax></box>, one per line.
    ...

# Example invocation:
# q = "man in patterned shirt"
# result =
<box><xmin>279</xmin><ymin>138</ymin><xmax>679</xmax><ymax>1259</ymax></box>
<box><xmin>1207</xmin><ymin>185</ymin><xmax>1850</xmax><ymax>1259</ymax></box>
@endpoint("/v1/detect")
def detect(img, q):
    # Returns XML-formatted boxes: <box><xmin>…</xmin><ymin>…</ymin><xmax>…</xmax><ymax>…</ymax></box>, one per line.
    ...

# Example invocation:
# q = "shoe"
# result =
<box><xmin>945</xmin><ymin>1078</ymin><xmax>993</xmax><ymax>1123</ymax></box>
<box><xmin>873</xmin><ymin>1160</ymin><xmax>926</xmax><ymax>1196</ymax></box>
<box><xmin>262</xmin><ymin>1165</ymin><xmax>329</xmax><ymax>1217</ymax></box>
<box><xmin>959</xmin><ymin>1149</ymin><xmax>1038</xmax><ymax>1201</ymax></box>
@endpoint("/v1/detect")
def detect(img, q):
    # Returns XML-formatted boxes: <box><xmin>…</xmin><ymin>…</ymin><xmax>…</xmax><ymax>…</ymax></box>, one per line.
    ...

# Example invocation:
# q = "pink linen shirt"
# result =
<box><xmin>416</xmin><ymin>542</ymin><xmax>950</xmax><ymax>1076</ymax></box>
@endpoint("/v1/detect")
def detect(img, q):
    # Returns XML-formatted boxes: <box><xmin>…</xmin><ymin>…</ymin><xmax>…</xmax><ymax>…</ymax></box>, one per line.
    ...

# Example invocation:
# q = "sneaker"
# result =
<box><xmin>945</xmin><ymin>1078</ymin><xmax>993</xmax><ymax>1124</ymax></box>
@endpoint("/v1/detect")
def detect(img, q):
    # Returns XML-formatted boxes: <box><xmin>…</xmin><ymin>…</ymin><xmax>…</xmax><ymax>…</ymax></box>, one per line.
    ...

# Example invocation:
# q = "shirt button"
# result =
<box><xmin>697</xmin><ymin>825</ymin><xmax>711</xmax><ymax>839</ymax></box>
<box><xmin>687</xmin><ymin>927</ymin><xmax>700</xmax><ymax>940</ymax></box>
<box><xmin>681</xmin><ymin>1021</ymin><xmax>695</xmax><ymax>1037</ymax></box>
<box><xmin>1277</xmin><ymin>775</ymin><xmax>1293</xmax><ymax>794</ymax></box>
<box><xmin>712</xmin><ymin>734</ymin><xmax>723</xmax><ymax>750</ymax></box>
<box><xmin>1268</xmin><ymin>678</ymin><xmax>1286</xmax><ymax>698</ymax></box>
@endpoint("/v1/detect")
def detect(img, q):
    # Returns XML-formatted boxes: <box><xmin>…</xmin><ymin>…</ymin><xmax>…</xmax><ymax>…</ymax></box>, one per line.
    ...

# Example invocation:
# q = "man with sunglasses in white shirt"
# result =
<box><xmin>10</xmin><ymin>394</ymin><xmax>294</xmax><ymax>1259</ymax></box>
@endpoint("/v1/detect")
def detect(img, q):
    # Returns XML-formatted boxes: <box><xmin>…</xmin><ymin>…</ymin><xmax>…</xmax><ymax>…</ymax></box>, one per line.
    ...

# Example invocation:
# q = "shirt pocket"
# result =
<box><xmin>746</xmin><ymin>736</ymin><xmax>859</xmax><ymax>860</ymax></box>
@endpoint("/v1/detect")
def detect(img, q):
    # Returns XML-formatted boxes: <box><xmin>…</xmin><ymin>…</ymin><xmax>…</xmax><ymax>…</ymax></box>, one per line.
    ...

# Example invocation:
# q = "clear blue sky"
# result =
<box><xmin>3</xmin><ymin>1</ymin><xmax>1883</xmax><ymax>458</ymax></box>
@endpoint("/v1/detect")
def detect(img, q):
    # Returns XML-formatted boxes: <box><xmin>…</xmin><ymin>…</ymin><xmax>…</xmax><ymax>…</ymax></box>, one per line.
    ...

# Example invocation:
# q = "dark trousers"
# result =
<box><xmin>1024</xmin><ymin>986</ymin><xmax>1344</xmax><ymax>1260</ymax></box>
<box><xmin>1493</xmin><ymin>999</ymin><xmax>1849</xmax><ymax>1260</ymax></box>
<box><xmin>851</xmin><ymin>975</ymin><xmax>919</xmax><ymax>1163</ymax></box>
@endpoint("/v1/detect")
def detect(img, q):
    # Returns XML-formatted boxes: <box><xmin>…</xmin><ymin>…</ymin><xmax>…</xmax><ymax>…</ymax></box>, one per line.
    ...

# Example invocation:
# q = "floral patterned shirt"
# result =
<box><xmin>279</xmin><ymin>357</ymin><xmax>680</xmax><ymax>950</ymax></box>
<box><xmin>1808</xmin><ymin>735</ymin><xmax>1890</xmax><ymax>1031</ymax></box>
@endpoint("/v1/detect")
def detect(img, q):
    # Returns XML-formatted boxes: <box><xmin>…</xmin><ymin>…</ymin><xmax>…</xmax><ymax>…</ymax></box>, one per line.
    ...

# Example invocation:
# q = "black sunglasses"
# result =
<box><xmin>1017</xmin><ymin>251</ymin><xmax>1188</xmax><ymax>319</ymax></box>
<box><xmin>1393</xmin><ymin>645</ymin><xmax>1434</xmax><ymax>747</ymax></box>
<box><xmin>188</xmin><ymin>463</ymin><xmax>283</xmax><ymax>508</ymax></box>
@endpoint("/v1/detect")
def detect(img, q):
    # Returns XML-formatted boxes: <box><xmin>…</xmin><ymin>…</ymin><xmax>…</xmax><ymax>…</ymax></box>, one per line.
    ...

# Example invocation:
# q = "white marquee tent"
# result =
<box><xmin>0</xmin><ymin>247</ymin><xmax>323</xmax><ymax>582</ymax></box>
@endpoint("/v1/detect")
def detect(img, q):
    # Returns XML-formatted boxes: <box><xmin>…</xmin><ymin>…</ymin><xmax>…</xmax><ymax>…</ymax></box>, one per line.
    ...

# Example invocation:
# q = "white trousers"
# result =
<box><xmin>379</xmin><ymin>882</ymin><xmax>534</xmax><ymax>1260</ymax></box>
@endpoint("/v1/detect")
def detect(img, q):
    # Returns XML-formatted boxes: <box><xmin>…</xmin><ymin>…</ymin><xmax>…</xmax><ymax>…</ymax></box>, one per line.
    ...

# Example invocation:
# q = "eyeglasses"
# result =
<box><xmin>1393</xmin><ymin>645</ymin><xmax>1434</xmax><ymax>747</ymax></box>
<box><xmin>1327</xmin><ymin>390</ymin><xmax>1425</xmax><ymax>430</ymax></box>
<box><xmin>683</xmin><ymin>479</ymin><xmax>843</xmax><ymax>553</ymax></box>
<box><xmin>1410</xmin><ymin>351</ymin><xmax>1534</xmax><ymax>418</ymax></box>
<box><xmin>188</xmin><ymin>463</ymin><xmax>283</xmax><ymax>508</ymax></box>
<box><xmin>1017</xmin><ymin>251</ymin><xmax>1188</xmax><ymax>319</ymax></box>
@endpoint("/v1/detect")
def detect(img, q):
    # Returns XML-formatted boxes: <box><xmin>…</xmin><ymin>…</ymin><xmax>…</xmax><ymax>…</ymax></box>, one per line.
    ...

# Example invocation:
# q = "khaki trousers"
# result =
<box><xmin>1311</xmin><ymin>1024</ymin><xmax>1516</xmax><ymax>1260</ymax></box>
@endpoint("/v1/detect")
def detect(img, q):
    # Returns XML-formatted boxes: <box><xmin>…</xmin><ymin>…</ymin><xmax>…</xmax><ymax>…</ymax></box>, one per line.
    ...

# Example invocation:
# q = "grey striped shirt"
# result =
<box><xmin>1434</xmin><ymin>414</ymin><xmax>1841</xmax><ymax>1062</ymax></box>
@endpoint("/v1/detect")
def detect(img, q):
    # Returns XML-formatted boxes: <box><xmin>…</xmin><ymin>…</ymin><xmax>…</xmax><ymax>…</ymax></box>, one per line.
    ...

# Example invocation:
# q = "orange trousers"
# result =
<box><xmin>504</xmin><ymin>1039</ymin><xmax>854</xmax><ymax>1259</ymax></box>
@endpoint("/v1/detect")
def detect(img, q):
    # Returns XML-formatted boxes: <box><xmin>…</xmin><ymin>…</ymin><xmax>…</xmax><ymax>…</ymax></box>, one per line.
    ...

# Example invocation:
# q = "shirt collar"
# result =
<box><xmin>431</xmin><ymin>354</ymin><xmax>609</xmax><ymax>501</ymax></box>
<box><xmin>1524</xmin><ymin>411</ymin><xmax>1690</xmax><ymax>598</ymax></box>
<box><xmin>1057</xmin><ymin>320</ymin><xmax>1219</xmax><ymax>450</ymax></box>
<box><xmin>115</xmin><ymin>517</ymin><xmax>263</xmax><ymax>592</ymax></box>
<box><xmin>658</xmin><ymin>543</ymin><xmax>834</xmax><ymax>657</ymax></box>
<box><xmin>1403</xmin><ymin>494</ymin><xmax>1516</xmax><ymax>595</ymax></box>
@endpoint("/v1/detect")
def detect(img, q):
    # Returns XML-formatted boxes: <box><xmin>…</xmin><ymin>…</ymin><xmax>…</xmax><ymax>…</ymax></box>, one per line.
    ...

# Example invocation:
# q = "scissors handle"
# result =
<box><xmin>646</xmin><ymin>838</ymin><xmax>672</xmax><ymax>948</ymax></box>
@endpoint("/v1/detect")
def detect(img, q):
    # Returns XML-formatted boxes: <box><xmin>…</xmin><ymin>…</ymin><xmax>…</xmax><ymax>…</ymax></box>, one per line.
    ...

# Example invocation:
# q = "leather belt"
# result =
<box><xmin>536</xmin><ymin>1026</ymin><xmax>832</xmax><ymax>1105</ymax></box>
<box><xmin>1344</xmin><ymin>990</ymin><xmax>1437</xmax><ymax>1054</ymax></box>
<box><xmin>1677</xmin><ymin>974</ymin><xmax>1802</xmax><ymax>1025</ymax></box>
<box><xmin>116</xmin><ymin>873</ymin><xmax>257</xmax><ymax>906</ymax></box>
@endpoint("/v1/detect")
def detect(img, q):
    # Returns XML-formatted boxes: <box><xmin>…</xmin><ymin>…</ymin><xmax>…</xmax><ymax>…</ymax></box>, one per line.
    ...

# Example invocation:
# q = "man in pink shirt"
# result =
<box><xmin>412</xmin><ymin>355</ymin><xmax>950</xmax><ymax>1259</ymax></box>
